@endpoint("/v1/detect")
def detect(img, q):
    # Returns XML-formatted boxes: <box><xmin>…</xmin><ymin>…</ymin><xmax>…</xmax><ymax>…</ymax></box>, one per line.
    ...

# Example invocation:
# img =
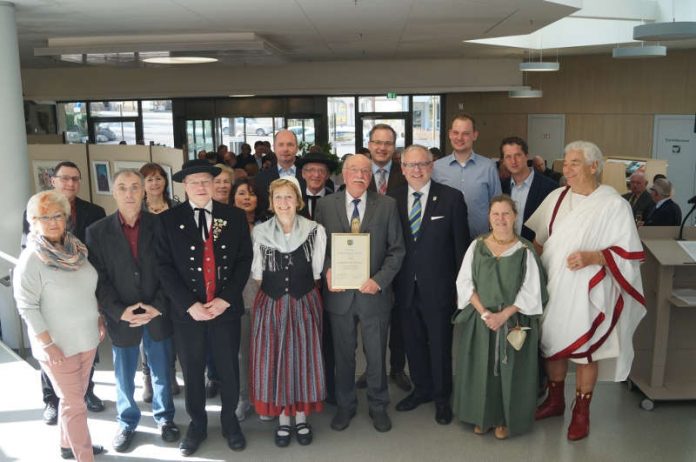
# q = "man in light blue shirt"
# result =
<box><xmin>432</xmin><ymin>114</ymin><xmax>501</xmax><ymax>237</ymax></box>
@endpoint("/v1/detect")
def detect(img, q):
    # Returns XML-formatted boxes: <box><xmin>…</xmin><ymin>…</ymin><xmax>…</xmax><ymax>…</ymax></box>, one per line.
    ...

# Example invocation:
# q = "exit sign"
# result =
<box><xmin>386</xmin><ymin>92</ymin><xmax>397</xmax><ymax>99</ymax></box>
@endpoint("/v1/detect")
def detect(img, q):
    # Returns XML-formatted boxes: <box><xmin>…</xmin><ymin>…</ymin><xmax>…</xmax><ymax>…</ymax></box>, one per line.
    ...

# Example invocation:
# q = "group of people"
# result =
<box><xmin>13</xmin><ymin>114</ymin><xmax>648</xmax><ymax>461</ymax></box>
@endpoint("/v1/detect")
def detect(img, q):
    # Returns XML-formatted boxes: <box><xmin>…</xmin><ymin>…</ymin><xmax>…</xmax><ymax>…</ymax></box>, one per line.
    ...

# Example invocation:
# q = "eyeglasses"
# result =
<box><xmin>402</xmin><ymin>161</ymin><xmax>432</xmax><ymax>170</ymax></box>
<box><xmin>54</xmin><ymin>175</ymin><xmax>81</xmax><ymax>183</ymax></box>
<box><xmin>344</xmin><ymin>167</ymin><xmax>372</xmax><ymax>176</ymax></box>
<box><xmin>185</xmin><ymin>180</ymin><xmax>212</xmax><ymax>187</ymax></box>
<box><xmin>369</xmin><ymin>140</ymin><xmax>395</xmax><ymax>147</ymax></box>
<box><xmin>303</xmin><ymin>167</ymin><xmax>328</xmax><ymax>175</ymax></box>
<box><xmin>37</xmin><ymin>214</ymin><xmax>66</xmax><ymax>223</ymax></box>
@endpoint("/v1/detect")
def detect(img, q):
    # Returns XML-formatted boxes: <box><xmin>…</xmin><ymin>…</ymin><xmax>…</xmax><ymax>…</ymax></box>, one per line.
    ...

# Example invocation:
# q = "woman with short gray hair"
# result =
<box><xmin>14</xmin><ymin>190</ymin><xmax>106</xmax><ymax>461</ymax></box>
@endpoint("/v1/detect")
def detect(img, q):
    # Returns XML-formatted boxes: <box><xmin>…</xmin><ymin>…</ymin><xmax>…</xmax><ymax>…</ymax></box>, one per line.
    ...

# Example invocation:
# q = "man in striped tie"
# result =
<box><xmin>389</xmin><ymin>145</ymin><xmax>470</xmax><ymax>425</ymax></box>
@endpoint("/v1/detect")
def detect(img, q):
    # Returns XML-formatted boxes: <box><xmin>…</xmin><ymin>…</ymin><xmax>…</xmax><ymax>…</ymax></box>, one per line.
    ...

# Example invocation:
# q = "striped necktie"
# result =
<box><xmin>351</xmin><ymin>198</ymin><xmax>361</xmax><ymax>233</ymax></box>
<box><xmin>377</xmin><ymin>168</ymin><xmax>387</xmax><ymax>195</ymax></box>
<box><xmin>409</xmin><ymin>192</ymin><xmax>422</xmax><ymax>240</ymax></box>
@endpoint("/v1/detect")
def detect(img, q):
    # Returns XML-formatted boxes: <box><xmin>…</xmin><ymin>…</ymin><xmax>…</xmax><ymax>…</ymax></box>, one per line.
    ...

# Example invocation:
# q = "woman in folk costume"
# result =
<box><xmin>526</xmin><ymin>141</ymin><xmax>646</xmax><ymax>441</ymax></box>
<box><xmin>249</xmin><ymin>177</ymin><xmax>327</xmax><ymax>447</ymax></box>
<box><xmin>454</xmin><ymin>195</ymin><xmax>547</xmax><ymax>439</ymax></box>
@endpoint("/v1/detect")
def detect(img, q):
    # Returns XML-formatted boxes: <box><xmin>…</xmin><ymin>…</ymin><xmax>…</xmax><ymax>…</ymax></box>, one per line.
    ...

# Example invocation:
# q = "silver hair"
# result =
<box><xmin>402</xmin><ymin>144</ymin><xmax>433</xmax><ymax>161</ymax></box>
<box><xmin>565</xmin><ymin>140</ymin><xmax>604</xmax><ymax>180</ymax></box>
<box><xmin>651</xmin><ymin>178</ymin><xmax>672</xmax><ymax>198</ymax></box>
<box><xmin>113</xmin><ymin>168</ymin><xmax>144</xmax><ymax>185</ymax></box>
<box><xmin>26</xmin><ymin>190</ymin><xmax>71</xmax><ymax>234</ymax></box>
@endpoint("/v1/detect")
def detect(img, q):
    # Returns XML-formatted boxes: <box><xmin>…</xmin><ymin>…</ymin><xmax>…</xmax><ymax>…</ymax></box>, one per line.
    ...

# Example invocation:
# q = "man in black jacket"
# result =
<box><xmin>86</xmin><ymin>169</ymin><xmax>179</xmax><ymax>453</ymax></box>
<box><xmin>157</xmin><ymin>160</ymin><xmax>252</xmax><ymax>456</ymax></box>
<box><xmin>389</xmin><ymin>145</ymin><xmax>470</xmax><ymax>425</ymax></box>
<box><xmin>22</xmin><ymin>161</ymin><xmax>106</xmax><ymax>424</ymax></box>
<box><xmin>645</xmin><ymin>178</ymin><xmax>682</xmax><ymax>226</ymax></box>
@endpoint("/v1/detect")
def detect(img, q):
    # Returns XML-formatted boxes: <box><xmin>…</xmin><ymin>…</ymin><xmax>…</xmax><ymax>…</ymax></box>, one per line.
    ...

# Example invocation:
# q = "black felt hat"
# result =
<box><xmin>172</xmin><ymin>159</ymin><xmax>222</xmax><ymax>183</ymax></box>
<box><xmin>295</xmin><ymin>152</ymin><xmax>338</xmax><ymax>171</ymax></box>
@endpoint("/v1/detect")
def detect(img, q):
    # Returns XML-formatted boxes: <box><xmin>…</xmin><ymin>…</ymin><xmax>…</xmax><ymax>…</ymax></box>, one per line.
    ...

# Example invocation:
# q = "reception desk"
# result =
<box><xmin>631</xmin><ymin>227</ymin><xmax>696</xmax><ymax>409</ymax></box>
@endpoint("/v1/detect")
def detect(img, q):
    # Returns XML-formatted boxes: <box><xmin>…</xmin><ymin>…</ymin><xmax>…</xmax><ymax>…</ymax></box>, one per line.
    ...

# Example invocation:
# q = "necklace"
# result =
<box><xmin>491</xmin><ymin>234</ymin><xmax>516</xmax><ymax>245</ymax></box>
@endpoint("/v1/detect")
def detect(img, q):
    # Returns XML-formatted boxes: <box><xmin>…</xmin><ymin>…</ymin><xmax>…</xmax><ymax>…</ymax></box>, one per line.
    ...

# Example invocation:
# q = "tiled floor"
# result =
<box><xmin>1</xmin><ymin>341</ymin><xmax>695</xmax><ymax>462</ymax></box>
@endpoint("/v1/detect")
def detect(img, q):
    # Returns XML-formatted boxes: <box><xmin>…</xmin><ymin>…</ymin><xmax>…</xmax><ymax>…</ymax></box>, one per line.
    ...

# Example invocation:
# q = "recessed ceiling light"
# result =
<box><xmin>509</xmin><ymin>88</ymin><xmax>543</xmax><ymax>98</ymax></box>
<box><xmin>612</xmin><ymin>45</ymin><xmax>666</xmax><ymax>59</ymax></box>
<box><xmin>142</xmin><ymin>56</ymin><xmax>218</xmax><ymax>64</ymax></box>
<box><xmin>229</xmin><ymin>94</ymin><xmax>255</xmax><ymax>98</ymax></box>
<box><xmin>519</xmin><ymin>61</ymin><xmax>559</xmax><ymax>72</ymax></box>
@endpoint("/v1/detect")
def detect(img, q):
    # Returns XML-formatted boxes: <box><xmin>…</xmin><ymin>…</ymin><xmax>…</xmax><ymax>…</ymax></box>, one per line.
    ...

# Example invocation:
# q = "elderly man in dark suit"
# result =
<box><xmin>86</xmin><ymin>169</ymin><xmax>179</xmax><ymax>453</ymax></box>
<box><xmin>315</xmin><ymin>153</ymin><xmax>405</xmax><ymax>433</ymax></box>
<box><xmin>622</xmin><ymin>172</ymin><xmax>654</xmax><ymax>221</ymax></box>
<box><xmin>362</xmin><ymin>123</ymin><xmax>412</xmax><ymax>393</ymax></box>
<box><xmin>500</xmin><ymin>137</ymin><xmax>558</xmax><ymax>241</ymax></box>
<box><xmin>297</xmin><ymin>151</ymin><xmax>337</xmax><ymax>220</ymax></box>
<box><xmin>157</xmin><ymin>159</ymin><xmax>252</xmax><ymax>456</ymax></box>
<box><xmin>389</xmin><ymin>145</ymin><xmax>470</xmax><ymax>425</ymax></box>
<box><xmin>645</xmin><ymin>178</ymin><xmax>682</xmax><ymax>226</ymax></box>
<box><xmin>21</xmin><ymin>160</ymin><xmax>106</xmax><ymax>424</ymax></box>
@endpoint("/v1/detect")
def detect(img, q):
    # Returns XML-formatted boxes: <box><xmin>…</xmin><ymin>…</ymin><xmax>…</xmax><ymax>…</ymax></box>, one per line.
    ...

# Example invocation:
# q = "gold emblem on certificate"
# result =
<box><xmin>331</xmin><ymin>233</ymin><xmax>370</xmax><ymax>289</ymax></box>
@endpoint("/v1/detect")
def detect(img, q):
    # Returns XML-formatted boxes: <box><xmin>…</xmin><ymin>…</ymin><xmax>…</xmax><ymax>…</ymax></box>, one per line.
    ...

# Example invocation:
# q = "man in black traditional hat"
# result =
<box><xmin>156</xmin><ymin>159</ymin><xmax>252</xmax><ymax>456</ymax></box>
<box><xmin>297</xmin><ymin>152</ymin><xmax>338</xmax><ymax>220</ymax></box>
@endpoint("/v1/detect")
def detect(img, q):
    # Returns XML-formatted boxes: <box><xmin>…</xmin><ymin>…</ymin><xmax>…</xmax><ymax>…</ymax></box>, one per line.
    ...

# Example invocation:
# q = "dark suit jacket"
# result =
<box><xmin>157</xmin><ymin>201</ymin><xmax>252</xmax><ymax>324</ymax></box>
<box><xmin>315</xmin><ymin>190</ymin><xmax>405</xmax><ymax>316</ymax></box>
<box><xmin>389</xmin><ymin>181</ymin><xmax>470</xmax><ymax>311</ymax></box>
<box><xmin>22</xmin><ymin>196</ymin><xmax>105</xmax><ymax>248</ymax></box>
<box><xmin>622</xmin><ymin>190</ymin><xmax>655</xmax><ymax>220</ymax></box>
<box><xmin>85</xmin><ymin>212</ymin><xmax>172</xmax><ymax>347</ymax></box>
<box><xmin>368</xmin><ymin>162</ymin><xmax>407</xmax><ymax>194</ymax></box>
<box><xmin>301</xmin><ymin>186</ymin><xmax>332</xmax><ymax>220</ymax></box>
<box><xmin>644</xmin><ymin>199</ymin><xmax>682</xmax><ymax>226</ymax></box>
<box><xmin>501</xmin><ymin>171</ymin><xmax>558</xmax><ymax>241</ymax></box>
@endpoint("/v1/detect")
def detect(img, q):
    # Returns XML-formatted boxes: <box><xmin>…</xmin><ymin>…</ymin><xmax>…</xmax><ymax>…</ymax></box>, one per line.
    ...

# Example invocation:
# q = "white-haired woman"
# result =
<box><xmin>526</xmin><ymin>141</ymin><xmax>646</xmax><ymax>441</ymax></box>
<box><xmin>14</xmin><ymin>190</ymin><xmax>106</xmax><ymax>461</ymax></box>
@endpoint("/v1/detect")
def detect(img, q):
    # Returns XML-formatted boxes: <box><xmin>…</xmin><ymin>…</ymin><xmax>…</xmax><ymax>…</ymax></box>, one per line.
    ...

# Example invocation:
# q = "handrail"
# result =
<box><xmin>0</xmin><ymin>250</ymin><xmax>25</xmax><ymax>358</ymax></box>
<box><xmin>0</xmin><ymin>249</ymin><xmax>18</xmax><ymax>266</ymax></box>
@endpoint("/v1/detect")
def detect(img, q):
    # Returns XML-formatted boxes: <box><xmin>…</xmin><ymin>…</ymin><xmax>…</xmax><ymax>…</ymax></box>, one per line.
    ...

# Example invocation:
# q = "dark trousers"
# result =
<box><xmin>42</xmin><ymin>353</ymin><xmax>98</xmax><ymax>405</ymax></box>
<box><xmin>173</xmin><ymin>320</ymin><xmax>241</xmax><ymax>437</ymax></box>
<box><xmin>330</xmin><ymin>304</ymin><xmax>390</xmax><ymax>413</ymax></box>
<box><xmin>400</xmin><ymin>284</ymin><xmax>453</xmax><ymax>405</ymax></box>
<box><xmin>389</xmin><ymin>305</ymin><xmax>406</xmax><ymax>372</ymax></box>
<box><xmin>322</xmin><ymin>308</ymin><xmax>336</xmax><ymax>400</ymax></box>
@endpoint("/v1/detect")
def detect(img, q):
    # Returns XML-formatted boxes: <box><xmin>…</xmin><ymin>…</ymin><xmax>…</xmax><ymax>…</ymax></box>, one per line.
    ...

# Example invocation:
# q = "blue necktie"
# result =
<box><xmin>351</xmin><ymin>198</ymin><xmax>361</xmax><ymax>233</ymax></box>
<box><xmin>409</xmin><ymin>192</ymin><xmax>422</xmax><ymax>240</ymax></box>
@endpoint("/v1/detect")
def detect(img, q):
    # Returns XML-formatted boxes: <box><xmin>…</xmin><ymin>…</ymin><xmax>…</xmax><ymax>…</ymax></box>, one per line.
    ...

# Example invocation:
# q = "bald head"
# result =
<box><xmin>532</xmin><ymin>155</ymin><xmax>546</xmax><ymax>173</ymax></box>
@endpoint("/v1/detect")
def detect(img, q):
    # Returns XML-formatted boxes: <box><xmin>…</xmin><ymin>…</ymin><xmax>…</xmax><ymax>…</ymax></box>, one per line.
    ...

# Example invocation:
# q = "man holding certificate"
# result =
<box><xmin>315</xmin><ymin>154</ymin><xmax>405</xmax><ymax>433</ymax></box>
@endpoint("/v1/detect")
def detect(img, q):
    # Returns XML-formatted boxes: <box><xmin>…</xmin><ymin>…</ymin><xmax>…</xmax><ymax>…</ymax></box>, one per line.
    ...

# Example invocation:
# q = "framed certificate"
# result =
<box><xmin>331</xmin><ymin>233</ymin><xmax>370</xmax><ymax>290</ymax></box>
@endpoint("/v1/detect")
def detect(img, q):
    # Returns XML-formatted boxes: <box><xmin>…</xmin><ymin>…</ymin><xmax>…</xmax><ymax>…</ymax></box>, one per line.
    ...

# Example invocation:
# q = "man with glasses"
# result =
<box><xmin>157</xmin><ymin>159</ymin><xmax>252</xmax><ymax>456</ymax></box>
<box><xmin>315</xmin><ymin>153</ymin><xmax>405</xmax><ymax>433</ymax></box>
<box><xmin>389</xmin><ymin>145</ymin><xmax>469</xmax><ymax>425</ymax></box>
<box><xmin>361</xmin><ymin>123</ymin><xmax>412</xmax><ymax>393</ymax></box>
<box><xmin>433</xmin><ymin>114</ymin><xmax>502</xmax><ymax>238</ymax></box>
<box><xmin>21</xmin><ymin>161</ymin><xmax>106</xmax><ymax>425</ymax></box>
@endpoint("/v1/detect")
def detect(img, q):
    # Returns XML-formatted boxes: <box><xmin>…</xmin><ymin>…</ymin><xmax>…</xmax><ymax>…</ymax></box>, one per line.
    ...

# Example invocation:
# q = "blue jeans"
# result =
<box><xmin>113</xmin><ymin>328</ymin><xmax>174</xmax><ymax>430</ymax></box>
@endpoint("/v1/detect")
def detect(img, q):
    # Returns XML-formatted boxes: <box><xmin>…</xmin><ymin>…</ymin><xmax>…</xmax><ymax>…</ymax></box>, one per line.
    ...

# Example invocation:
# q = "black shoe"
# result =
<box><xmin>142</xmin><ymin>373</ymin><xmax>153</xmax><ymax>404</ymax></box>
<box><xmin>112</xmin><ymin>428</ymin><xmax>135</xmax><ymax>453</ymax></box>
<box><xmin>369</xmin><ymin>409</ymin><xmax>392</xmax><ymax>432</ymax></box>
<box><xmin>295</xmin><ymin>422</ymin><xmax>313</xmax><ymax>446</ymax></box>
<box><xmin>435</xmin><ymin>403</ymin><xmax>453</xmax><ymax>425</ymax></box>
<box><xmin>330</xmin><ymin>408</ymin><xmax>356</xmax><ymax>431</ymax></box>
<box><xmin>205</xmin><ymin>380</ymin><xmax>219</xmax><ymax>399</ymax></box>
<box><xmin>60</xmin><ymin>444</ymin><xmax>104</xmax><ymax>460</ymax></box>
<box><xmin>160</xmin><ymin>422</ymin><xmax>181</xmax><ymax>442</ymax></box>
<box><xmin>85</xmin><ymin>391</ymin><xmax>104</xmax><ymax>412</ymax></box>
<box><xmin>390</xmin><ymin>370</ymin><xmax>412</xmax><ymax>392</ymax></box>
<box><xmin>227</xmin><ymin>431</ymin><xmax>247</xmax><ymax>451</ymax></box>
<box><xmin>43</xmin><ymin>401</ymin><xmax>58</xmax><ymax>425</ymax></box>
<box><xmin>395</xmin><ymin>392</ymin><xmax>432</xmax><ymax>412</ymax></box>
<box><xmin>355</xmin><ymin>372</ymin><xmax>367</xmax><ymax>389</ymax></box>
<box><xmin>274</xmin><ymin>425</ymin><xmax>292</xmax><ymax>447</ymax></box>
<box><xmin>179</xmin><ymin>428</ymin><xmax>206</xmax><ymax>457</ymax></box>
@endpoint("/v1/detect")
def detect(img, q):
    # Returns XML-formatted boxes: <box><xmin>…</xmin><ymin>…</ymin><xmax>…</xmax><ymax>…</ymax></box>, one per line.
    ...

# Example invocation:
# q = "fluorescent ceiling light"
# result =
<box><xmin>519</xmin><ymin>61</ymin><xmax>559</xmax><ymax>72</ymax></box>
<box><xmin>142</xmin><ymin>56</ymin><xmax>218</xmax><ymax>64</ymax></box>
<box><xmin>509</xmin><ymin>88</ymin><xmax>543</xmax><ymax>98</ymax></box>
<box><xmin>612</xmin><ymin>45</ymin><xmax>666</xmax><ymax>59</ymax></box>
<box><xmin>634</xmin><ymin>22</ymin><xmax>696</xmax><ymax>41</ymax></box>
<box><xmin>229</xmin><ymin>94</ymin><xmax>255</xmax><ymax>98</ymax></box>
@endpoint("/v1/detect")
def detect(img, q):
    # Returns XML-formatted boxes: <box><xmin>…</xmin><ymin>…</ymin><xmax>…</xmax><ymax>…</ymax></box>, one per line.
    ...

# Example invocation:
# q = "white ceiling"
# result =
<box><xmin>12</xmin><ymin>0</ymin><xmax>696</xmax><ymax>69</ymax></box>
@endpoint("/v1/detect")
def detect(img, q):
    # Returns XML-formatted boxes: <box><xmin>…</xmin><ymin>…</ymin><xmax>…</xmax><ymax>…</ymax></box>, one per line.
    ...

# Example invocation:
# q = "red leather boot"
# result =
<box><xmin>534</xmin><ymin>380</ymin><xmax>566</xmax><ymax>420</ymax></box>
<box><xmin>567</xmin><ymin>391</ymin><xmax>592</xmax><ymax>441</ymax></box>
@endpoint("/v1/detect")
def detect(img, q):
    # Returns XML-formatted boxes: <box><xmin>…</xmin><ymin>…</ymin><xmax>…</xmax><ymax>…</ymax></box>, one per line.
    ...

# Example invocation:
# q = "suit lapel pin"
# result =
<box><xmin>433</xmin><ymin>196</ymin><xmax>437</xmax><ymax>201</ymax></box>
<box><xmin>180</xmin><ymin>224</ymin><xmax>185</xmax><ymax>229</ymax></box>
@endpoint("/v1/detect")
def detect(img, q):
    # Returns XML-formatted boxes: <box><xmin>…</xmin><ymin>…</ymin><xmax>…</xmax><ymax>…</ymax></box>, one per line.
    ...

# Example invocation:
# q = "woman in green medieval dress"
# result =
<box><xmin>453</xmin><ymin>195</ymin><xmax>547</xmax><ymax>439</ymax></box>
